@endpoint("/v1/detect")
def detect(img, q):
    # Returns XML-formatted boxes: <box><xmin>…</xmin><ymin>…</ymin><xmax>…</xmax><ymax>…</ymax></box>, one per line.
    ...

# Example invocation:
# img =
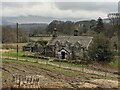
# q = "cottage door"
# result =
<box><xmin>61</xmin><ymin>51</ymin><xmax>65</xmax><ymax>59</ymax></box>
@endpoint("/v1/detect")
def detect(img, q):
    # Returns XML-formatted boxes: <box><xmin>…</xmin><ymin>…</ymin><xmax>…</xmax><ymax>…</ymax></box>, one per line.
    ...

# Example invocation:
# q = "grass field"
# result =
<box><xmin>2</xmin><ymin>49</ymin><xmax>48</xmax><ymax>63</ymax></box>
<box><xmin>30</xmin><ymin>36</ymin><xmax>52</xmax><ymax>42</ymax></box>
<box><xmin>2</xmin><ymin>49</ymin><xmax>87</xmax><ymax>68</ymax></box>
<box><xmin>2</xmin><ymin>43</ymin><xmax>27</xmax><ymax>46</ymax></box>
<box><xmin>110</xmin><ymin>59</ymin><xmax>120</xmax><ymax>67</ymax></box>
<box><xmin>2</xmin><ymin>48</ymin><xmax>120</xmax><ymax>67</ymax></box>
<box><xmin>2</xmin><ymin>49</ymin><xmax>120</xmax><ymax>75</ymax></box>
<box><xmin>1</xmin><ymin>43</ymin><xmax>28</xmax><ymax>49</ymax></box>
<box><xmin>52</xmin><ymin>61</ymin><xmax>87</xmax><ymax>68</ymax></box>
<box><xmin>1</xmin><ymin>36</ymin><xmax>52</xmax><ymax>49</ymax></box>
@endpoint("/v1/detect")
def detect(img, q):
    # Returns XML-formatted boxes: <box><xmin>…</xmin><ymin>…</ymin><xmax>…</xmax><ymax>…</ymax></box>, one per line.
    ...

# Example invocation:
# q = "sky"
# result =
<box><xmin>1</xmin><ymin>0</ymin><xmax>120</xmax><ymax>23</ymax></box>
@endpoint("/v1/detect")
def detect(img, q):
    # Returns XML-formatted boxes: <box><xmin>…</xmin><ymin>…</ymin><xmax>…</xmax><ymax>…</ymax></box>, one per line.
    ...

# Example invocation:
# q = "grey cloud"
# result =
<box><xmin>2</xmin><ymin>2</ymin><xmax>42</xmax><ymax>8</ymax></box>
<box><xmin>1</xmin><ymin>2</ymin><xmax>118</xmax><ymax>21</ymax></box>
<box><xmin>2</xmin><ymin>2</ymin><xmax>26</xmax><ymax>8</ymax></box>
<box><xmin>55</xmin><ymin>2</ymin><xmax>118</xmax><ymax>13</ymax></box>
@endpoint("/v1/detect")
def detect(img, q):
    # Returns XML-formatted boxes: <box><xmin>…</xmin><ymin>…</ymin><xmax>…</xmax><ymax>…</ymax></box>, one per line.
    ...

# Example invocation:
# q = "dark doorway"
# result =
<box><xmin>61</xmin><ymin>51</ymin><xmax>65</xmax><ymax>59</ymax></box>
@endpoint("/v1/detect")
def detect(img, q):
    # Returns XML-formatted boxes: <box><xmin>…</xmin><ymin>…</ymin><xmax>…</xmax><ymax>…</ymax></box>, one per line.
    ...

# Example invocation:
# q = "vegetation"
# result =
<box><xmin>88</xmin><ymin>34</ymin><xmax>114</xmax><ymax>62</ymax></box>
<box><xmin>2</xmin><ymin>48</ymin><xmax>120</xmax><ymax>68</ymax></box>
<box><xmin>46</xmin><ymin>20</ymin><xmax>91</xmax><ymax>35</ymax></box>
<box><xmin>2</xmin><ymin>26</ymin><xmax>29</xmax><ymax>43</ymax></box>
<box><xmin>94</xmin><ymin>17</ymin><xmax>104</xmax><ymax>33</ymax></box>
<box><xmin>1</xmin><ymin>17</ymin><xmax>119</xmax><ymax>68</ymax></box>
<box><xmin>110</xmin><ymin>56</ymin><xmax>120</xmax><ymax>67</ymax></box>
<box><xmin>29</xmin><ymin>36</ymin><xmax>52</xmax><ymax>42</ymax></box>
<box><xmin>2</xmin><ymin>43</ymin><xmax>27</xmax><ymax>49</ymax></box>
<box><xmin>2</xmin><ymin>49</ymin><xmax>87</xmax><ymax>68</ymax></box>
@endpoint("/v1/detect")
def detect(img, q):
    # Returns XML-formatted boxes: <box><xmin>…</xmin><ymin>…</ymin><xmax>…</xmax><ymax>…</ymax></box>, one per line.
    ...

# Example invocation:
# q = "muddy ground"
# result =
<box><xmin>2</xmin><ymin>59</ymin><xmax>119</xmax><ymax>89</ymax></box>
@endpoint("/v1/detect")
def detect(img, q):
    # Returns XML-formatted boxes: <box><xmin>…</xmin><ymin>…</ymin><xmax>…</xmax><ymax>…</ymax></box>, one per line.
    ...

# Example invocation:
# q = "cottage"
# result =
<box><xmin>45</xmin><ymin>29</ymin><xmax>93</xmax><ymax>60</ymax></box>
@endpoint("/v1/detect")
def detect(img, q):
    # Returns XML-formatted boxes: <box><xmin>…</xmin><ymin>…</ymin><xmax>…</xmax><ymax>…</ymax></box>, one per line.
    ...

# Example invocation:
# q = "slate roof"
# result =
<box><xmin>47</xmin><ymin>36</ymin><xmax>93</xmax><ymax>49</ymax></box>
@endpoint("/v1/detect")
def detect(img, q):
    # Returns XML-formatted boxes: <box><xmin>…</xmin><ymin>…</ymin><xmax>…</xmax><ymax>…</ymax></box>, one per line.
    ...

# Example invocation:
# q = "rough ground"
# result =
<box><xmin>2</xmin><ymin>59</ymin><xmax>119</xmax><ymax>89</ymax></box>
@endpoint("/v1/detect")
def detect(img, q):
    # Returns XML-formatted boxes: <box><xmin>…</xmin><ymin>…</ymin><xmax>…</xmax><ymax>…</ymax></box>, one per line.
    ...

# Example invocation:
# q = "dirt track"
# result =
<box><xmin>2</xmin><ymin>59</ymin><xmax>119</xmax><ymax>89</ymax></box>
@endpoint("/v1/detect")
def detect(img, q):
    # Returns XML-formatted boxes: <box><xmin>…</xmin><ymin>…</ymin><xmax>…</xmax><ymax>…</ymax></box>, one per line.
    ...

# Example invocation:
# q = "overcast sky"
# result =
<box><xmin>1</xmin><ymin>0</ymin><xmax>119</xmax><ymax>23</ymax></box>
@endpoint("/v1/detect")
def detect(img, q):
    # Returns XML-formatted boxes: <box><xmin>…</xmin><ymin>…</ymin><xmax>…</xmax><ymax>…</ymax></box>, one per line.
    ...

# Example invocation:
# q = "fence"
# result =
<box><xmin>12</xmin><ymin>74</ymin><xmax>43</xmax><ymax>88</ymax></box>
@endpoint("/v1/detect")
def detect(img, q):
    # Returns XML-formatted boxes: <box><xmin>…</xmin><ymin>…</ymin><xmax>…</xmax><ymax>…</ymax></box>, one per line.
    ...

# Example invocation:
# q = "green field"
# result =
<box><xmin>1</xmin><ymin>43</ymin><xmax>28</xmax><ymax>49</ymax></box>
<box><xmin>2</xmin><ymin>43</ymin><xmax>27</xmax><ymax>46</ymax></box>
<box><xmin>2</xmin><ymin>50</ymin><xmax>48</xmax><ymax>63</ymax></box>
<box><xmin>110</xmin><ymin>57</ymin><xmax>120</xmax><ymax>67</ymax></box>
<box><xmin>2</xmin><ymin>49</ymin><xmax>87</xmax><ymax>68</ymax></box>
<box><xmin>1</xmin><ymin>36</ymin><xmax>52</xmax><ymax>49</ymax></box>
<box><xmin>30</xmin><ymin>36</ymin><xmax>52</xmax><ymax>42</ymax></box>
<box><xmin>1</xmin><ymin>40</ymin><xmax>120</xmax><ymax>74</ymax></box>
<box><xmin>2</xmin><ymin>48</ymin><xmax>120</xmax><ymax>72</ymax></box>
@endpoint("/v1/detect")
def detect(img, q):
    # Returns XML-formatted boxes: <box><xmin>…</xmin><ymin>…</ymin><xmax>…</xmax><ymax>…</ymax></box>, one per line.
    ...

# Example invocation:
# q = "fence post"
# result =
<box><xmin>8</xmin><ymin>50</ymin><xmax>9</xmax><ymax>59</ymax></box>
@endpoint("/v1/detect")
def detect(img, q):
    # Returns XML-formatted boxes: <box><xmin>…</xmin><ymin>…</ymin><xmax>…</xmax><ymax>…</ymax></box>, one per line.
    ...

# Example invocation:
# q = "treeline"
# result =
<box><xmin>46</xmin><ymin>18</ymin><xmax>117</xmax><ymax>38</ymax></box>
<box><xmin>29</xmin><ymin>27</ymin><xmax>47</xmax><ymax>36</ymax></box>
<box><xmin>46</xmin><ymin>20</ymin><xmax>75</xmax><ymax>35</ymax></box>
<box><xmin>2</xmin><ymin>17</ymin><xmax>118</xmax><ymax>43</ymax></box>
<box><xmin>2</xmin><ymin>26</ymin><xmax>29</xmax><ymax>43</ymax></box>
<box><xmin>46</xmin><ymin>19</ymin><xmax>96</xmax><ymax>35</ymax></box>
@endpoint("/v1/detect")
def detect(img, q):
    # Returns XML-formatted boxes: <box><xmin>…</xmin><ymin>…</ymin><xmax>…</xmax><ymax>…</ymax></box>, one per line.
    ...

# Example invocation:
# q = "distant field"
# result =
<box><xmin>2</xmin><ymin>43</ymin><xmax>27</xmax><ymax>45</ymax></box>
<box><xmin>30</xmin><ymin>36</ymin><xmax>52</xmax><ymax>42</ymax></box>
<box><xmin>1</xmin><ymin>36</ymin><xmax>52</xmax><ymax>48</ymax></box>
<box><xmin>1</xmin><ymin>43</ymin><xmax>28</xmax><ymax>49</ymax></box>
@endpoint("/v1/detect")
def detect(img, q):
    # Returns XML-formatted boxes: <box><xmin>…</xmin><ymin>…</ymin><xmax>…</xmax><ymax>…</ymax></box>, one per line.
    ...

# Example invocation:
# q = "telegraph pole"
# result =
<box><xmin>17</xmin><ymin>23</ymin><xmax>19</xmax><ymax>60</ymax></box>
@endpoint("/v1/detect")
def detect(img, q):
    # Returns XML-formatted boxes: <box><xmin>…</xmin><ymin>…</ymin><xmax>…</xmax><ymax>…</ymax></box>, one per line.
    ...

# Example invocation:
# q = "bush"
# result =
<box><xmin>88</xmin><ymin>34</ymin><xmax>114</xmax><ymax>62</ymax></box>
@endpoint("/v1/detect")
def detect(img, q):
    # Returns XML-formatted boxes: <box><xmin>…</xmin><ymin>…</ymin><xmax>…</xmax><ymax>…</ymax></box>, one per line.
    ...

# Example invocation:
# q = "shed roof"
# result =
<box><xmin>23</xmin><ymin>43</ymin><xmax>36</xmax><ymax>48</ymax></box>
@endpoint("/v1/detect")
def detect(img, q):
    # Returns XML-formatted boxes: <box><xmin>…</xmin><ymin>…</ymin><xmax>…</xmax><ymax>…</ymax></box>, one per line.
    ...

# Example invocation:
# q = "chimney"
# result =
<box><xmin>53</xmin><ymin>28</ymin><xmax>57</xmax><ymax>38</ymax></box>
<box><xmin>74</xmin><ymin>30</ymin><xmax>79</xmax><ymax>36</ymax></box>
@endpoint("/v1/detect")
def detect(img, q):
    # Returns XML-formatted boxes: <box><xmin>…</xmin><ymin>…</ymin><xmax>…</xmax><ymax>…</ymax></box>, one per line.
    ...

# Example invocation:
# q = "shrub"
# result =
<box><xmin>88</xmin><ymin>34</ymin><xmax>114</xmax><ymax>62</ymax></box>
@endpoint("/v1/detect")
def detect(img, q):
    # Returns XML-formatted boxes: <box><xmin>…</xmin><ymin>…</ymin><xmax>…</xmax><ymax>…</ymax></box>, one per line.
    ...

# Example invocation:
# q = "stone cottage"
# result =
<box><xmin>45</xmin><ymin>29</ymin><xmax>93</xmax><ymax>60</ymax></box>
